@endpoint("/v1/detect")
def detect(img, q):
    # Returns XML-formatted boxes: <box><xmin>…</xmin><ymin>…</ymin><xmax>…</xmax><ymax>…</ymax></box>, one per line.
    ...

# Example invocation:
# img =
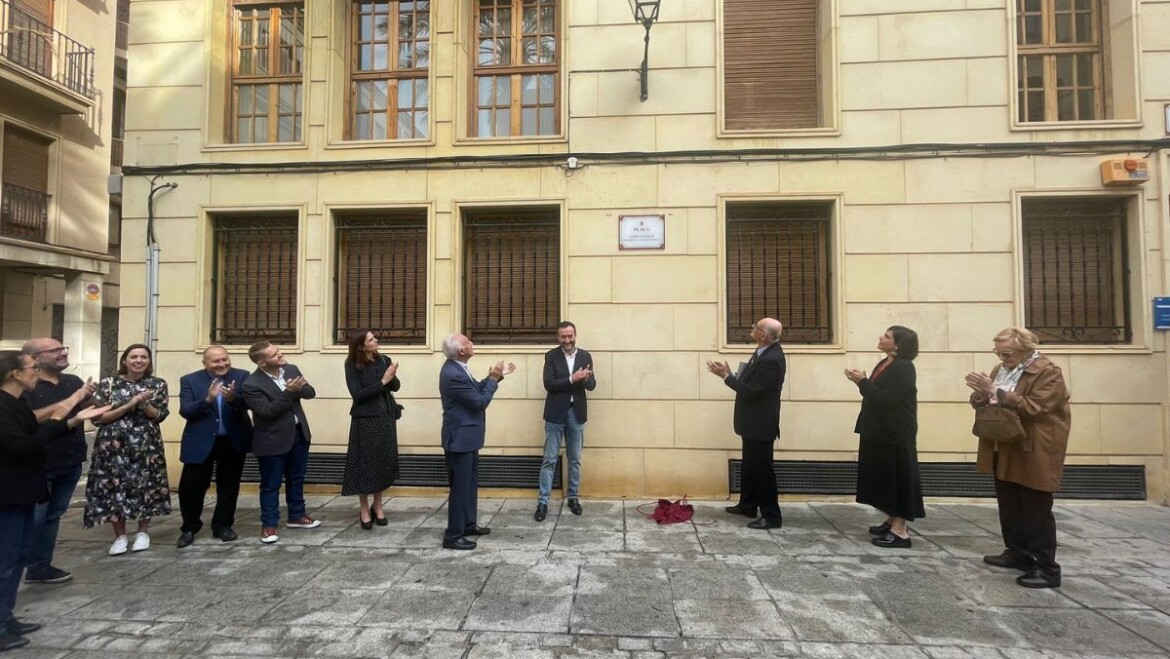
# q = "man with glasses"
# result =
<box><xmin>20</xmin><ymin>339</ymin><xmax>95</xmax><ymax>584</ymax></box>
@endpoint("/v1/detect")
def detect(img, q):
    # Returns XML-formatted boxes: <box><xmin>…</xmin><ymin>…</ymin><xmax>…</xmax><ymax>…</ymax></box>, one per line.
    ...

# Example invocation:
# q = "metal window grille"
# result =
<box><xmin>1022</xmin><ymin>198</ymin><xmax>1130</xmax><ymax>344</ymax></box>
<box><xmin>727</xmin><ymin>203</ymin><xmax>831</xmax><ymax>343</ymax></box>
<box><xmin>213</xmin><ymin>217</ymin><xmax>298</xmax><ymax>344</ymax></box>
<box><xmin>335</xmin><ymin>214</ymin><xmax>428</xmax><ymax>344</ymax></box>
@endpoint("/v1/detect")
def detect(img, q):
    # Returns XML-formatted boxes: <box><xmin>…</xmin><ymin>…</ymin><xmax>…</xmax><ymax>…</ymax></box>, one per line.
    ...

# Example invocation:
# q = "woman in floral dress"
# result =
<box><xmin>84</xmin><ymin>344</ymin><xmax>171</xmax><ymax>555</ymax></box>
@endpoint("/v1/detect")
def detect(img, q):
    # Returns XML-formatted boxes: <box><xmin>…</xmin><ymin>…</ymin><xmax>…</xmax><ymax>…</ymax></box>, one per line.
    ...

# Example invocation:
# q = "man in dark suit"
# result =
<box><xmin>706</xmin><ymin>317</ymin><xmax>787</xmax><ymax>530</ymax></box>
<box><xmin>175</xmin><ymin>346</ymin><xmax>253</xmax><ymax>547</ymax></box>
<box><xmin>535</xmin><ymin>321</ymin><xmax>595</xmax><ymax>522</ymax></box>
<box><xmin>438</xmin><ymin>333</ymin><xmax>514</xmax><ymax>550</ymax></box>
<box><xmin>241</xmin><ymin>340</ymin><xmax>319</xmax><ymax>544</ymax></box>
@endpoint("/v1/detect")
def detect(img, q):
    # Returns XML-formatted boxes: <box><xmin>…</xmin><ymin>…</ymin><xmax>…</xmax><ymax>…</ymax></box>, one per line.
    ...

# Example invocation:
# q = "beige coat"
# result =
<box><xmin>973</xmin><ymin>355</ymin><xmax>1071</xmax><ymax>492</ymax></box>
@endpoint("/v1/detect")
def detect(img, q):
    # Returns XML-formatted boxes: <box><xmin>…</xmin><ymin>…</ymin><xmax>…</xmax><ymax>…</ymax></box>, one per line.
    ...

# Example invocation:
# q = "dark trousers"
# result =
<box><xmin>994</xmin><ymin>477</ymin><xmax>1059</xmax><ymax>575</ymax></box>
<box><xmin>0</xmin><ymin>505</ymin><xmax>34</xmax><ymax>625</ymax></box>
<box><xmin>256</xmin><ymin>426</ymin><xmax>310</xmax><ymax>528</ymax></box>
<box><xmin>26</xmin><ymin>463</ymin><xmax>83</xmax><ymax>577</ymax></box>
<box><xmin>444</xmin><ymin>450</ymin><xmax>479</xmax><ymax>542</ymax></box>
<box><xmin>740</xmin><ymin>437</ymin><xmax>782</xmax><ymax>524</ymax></box>
<box><xmin>178</xmin><ymin>436</ymin><xmax>246</xmax><ymax>534</ymax></box>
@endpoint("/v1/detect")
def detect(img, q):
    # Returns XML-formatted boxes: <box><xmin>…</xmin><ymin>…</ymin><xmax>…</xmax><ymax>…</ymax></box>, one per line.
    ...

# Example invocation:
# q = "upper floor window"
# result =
<box><xmin>723</xmin><ymin>0</ymin><xmax>823</xmax><ymax>132</ymax></box>
<box><xmin>212</xmin><ymin>215</ymin><xmax>298</xmax><ymax>344</ymax></box>
<box><xmin>1021</xmin><ymin>197</ymin><xmax>1131</xmax><ymax>344</ymax></box>
<box><xmin>230</xmin><ymin>1</ymin><xmax>305</xmax><ymax>143</ymax></box>
<box><xmin>335</xmin><ymin>212</ymin><xmax>428</xmax><ymax>344</ymax></box>
<box><xmin>1</xmin><ymin>125</ymin><xmax>52</xmax><ymax>243</ymax></box>
<box><xmin>471</xmin><ymin>0</ymin><xmax>558</xmax><ymax>138</ymax></box>
<box><xmin>726</xmin><ymin>202</ymin><xmax>832</xmax><ymax>344</ymax></box>
<box><xmin>1017</xmin><ymin>0</ymin><xmax>1104</xmax><ymax>123</ymax></box>
<box><xmin>349</xmin><ymin>1</ymin><xmax>430</xmax><ymax>140</ymax></box>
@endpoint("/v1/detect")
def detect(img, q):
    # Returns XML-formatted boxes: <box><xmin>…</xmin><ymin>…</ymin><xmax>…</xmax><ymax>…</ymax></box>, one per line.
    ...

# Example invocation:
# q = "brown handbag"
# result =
<box><xmin>972</xmin><ymin>404</ymin><xmax>1026</xmax><ymax>443</ymax></box>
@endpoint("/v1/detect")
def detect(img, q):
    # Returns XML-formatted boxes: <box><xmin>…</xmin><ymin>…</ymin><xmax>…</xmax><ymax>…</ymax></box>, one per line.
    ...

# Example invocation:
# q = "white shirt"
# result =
<box><xmin>563</xmin><ymin>348</ymin><xmax>578</xmax><ymax>403</ymax></box>
<box><xmin>265</xmin><ymin>367</ymin><xmax>300</xmax><ymax>425</ymax></box>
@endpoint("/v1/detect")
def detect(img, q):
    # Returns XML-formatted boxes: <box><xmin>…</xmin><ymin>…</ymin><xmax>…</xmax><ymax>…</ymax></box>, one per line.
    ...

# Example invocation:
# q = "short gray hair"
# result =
<box><xmin>441</xmin><ymin>334</ymin><xmax>463</xmax><ymax>360</ymax></box>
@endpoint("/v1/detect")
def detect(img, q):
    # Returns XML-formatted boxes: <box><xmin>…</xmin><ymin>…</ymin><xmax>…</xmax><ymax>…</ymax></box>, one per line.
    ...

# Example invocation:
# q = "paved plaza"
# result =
<box><xmin>10</xmin><ymin>496</ymin><xmax>1170</xmax><ymax>658</ymax></box>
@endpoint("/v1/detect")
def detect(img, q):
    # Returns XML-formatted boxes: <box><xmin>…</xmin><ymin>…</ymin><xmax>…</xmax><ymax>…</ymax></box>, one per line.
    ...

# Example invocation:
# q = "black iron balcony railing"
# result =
<box><xmin>0</xmin><ymin>0</ymin><xmax>95</xmax><ymax>98</ymax></box>
<box><xmin>1</xmin><ymin>182</ymin><xmax>50</xmax><ymax>242</ymax></box>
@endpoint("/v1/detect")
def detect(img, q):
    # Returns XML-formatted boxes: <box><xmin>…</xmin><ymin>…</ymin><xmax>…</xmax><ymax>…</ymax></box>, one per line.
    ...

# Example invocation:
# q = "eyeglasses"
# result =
<box><xmin>993</xmin><ymin>349</ymin><xmax>1022</xmax><ymax>359</ymax></box>
<box><xmin>17</xmin><ymin>365</ymin><xmax>42</xmax><ymax>372</ymax></box>
<box><xmin>33</xmin><ymin>346</ymin><xmax>68</xmax><ymax>355</ymax></box>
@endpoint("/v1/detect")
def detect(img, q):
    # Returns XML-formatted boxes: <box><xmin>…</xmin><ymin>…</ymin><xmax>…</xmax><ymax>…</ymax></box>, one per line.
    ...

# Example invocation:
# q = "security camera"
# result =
<box><xmin>566</xmin><ymin>156</ymin><xmax>579</xmax><ymax>169</ymax></box>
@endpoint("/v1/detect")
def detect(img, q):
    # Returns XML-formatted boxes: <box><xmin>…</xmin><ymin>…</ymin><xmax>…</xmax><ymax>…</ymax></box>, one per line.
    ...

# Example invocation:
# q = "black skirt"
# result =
<box><xmin>341</xmin><ymin>397</ymin><xmax>400</xmax><ymax>496</ymax></box>
<box><xmin>855</xmin><ymin>435</ymin><xmax>925</xmax><ymax>520</ymax></box>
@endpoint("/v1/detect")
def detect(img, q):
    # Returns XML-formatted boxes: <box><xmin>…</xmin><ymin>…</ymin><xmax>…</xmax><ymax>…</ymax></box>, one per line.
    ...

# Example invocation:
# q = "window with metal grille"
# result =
<box><xmin>726</xmin><ymin>202</ymin><xmax>831</xmax><ymax>344</ymax></box>
<box><xmin>463</xmin><ymin>208</ymin><xmax>558</xmax><ymax>343</ymax></box>
<box><xmin>349</xmin><ymin>1</ymin><xmax>430</xmax><ymax>140</ymax></box>
<box><xmin>229</xmin><ymin>1</ymin><xmax>304</xmax><ymax>143</ymax></box>
<box><xmin>1016</xmin><ymin>0</ymin><xmax>1104</xmax><ymax>122</ymax></box>
<box><xmin>335</xmin><ymin>213</ymin><xmax>427</xmax><ymax>345</ymax></box>
<box><xmin>471</xmin><ymin>0</ymin><xmax>558</xmax><ymax>137</ymax></box>
<box><xmin>1</xmin><ymin>125</ymin><xmax>52</xmax><ymax>242</ymax></box>
<box><xmin>1022</xmin><ymin>198</ymin><xmax>1130</xmax><ymax>344</ymax></box>
<box><xmin>723</xmin><ymin>0</ymin><xmax>819</xmax><ymax>131</ymax></box>
<box><xmin>212</xmin><ymin>216</ymin><xmax>298</xmax><ymax>344</ymax></box>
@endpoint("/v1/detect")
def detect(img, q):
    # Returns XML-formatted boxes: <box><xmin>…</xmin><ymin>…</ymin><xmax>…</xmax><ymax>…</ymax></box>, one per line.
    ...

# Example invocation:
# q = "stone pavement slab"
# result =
<box><xmin>9</xmin><ymin>498</ymin><xmax>1170</xmax><ymax>658</ymax></box>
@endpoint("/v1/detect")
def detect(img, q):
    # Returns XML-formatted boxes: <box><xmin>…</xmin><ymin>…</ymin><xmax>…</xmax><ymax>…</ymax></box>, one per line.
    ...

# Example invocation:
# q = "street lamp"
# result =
<box><xmin>629</xmin><ymin>0</ymin><xmax>661</xmax><ymax>102</ymax></box>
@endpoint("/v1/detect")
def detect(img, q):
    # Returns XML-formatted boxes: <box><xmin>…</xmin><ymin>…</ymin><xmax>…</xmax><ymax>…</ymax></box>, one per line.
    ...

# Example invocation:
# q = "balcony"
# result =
<box><xmin>0</xmin><ymin>0</ymin><xmax>95</xmax><ymax>113</ymax></box>
<box><xmin>1</xmin><ymin>182</ymin><xmax>50</xmax><ymax>243</ymax></box>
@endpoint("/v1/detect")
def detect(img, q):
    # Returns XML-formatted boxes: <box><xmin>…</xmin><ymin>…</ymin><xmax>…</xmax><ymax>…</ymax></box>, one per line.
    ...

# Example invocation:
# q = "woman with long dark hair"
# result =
<box><xmin>845</xmin><ymin>325</ymin><xmax>925</xmax><ymax>549</ymax></box>
<box><xmin>84</xmin><ymin>344</ymin><xmax>171</xmax><ymax>555</ymax></box>
<box><xmin>341</xmin><ymin>330</ymin><xmax>402</xmax><ymax>529</ymax></box>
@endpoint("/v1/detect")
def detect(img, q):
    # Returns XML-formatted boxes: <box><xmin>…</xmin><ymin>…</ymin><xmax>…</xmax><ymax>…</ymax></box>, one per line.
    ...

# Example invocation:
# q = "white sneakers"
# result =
<box><xmin>108</xmin><ymin>535</ymin><xmax>129</xmax><ymax>556</ymax></box>
<box><xmin>131</xmin><ymin>532</ymin><xmax>151</xmax><ymax>552</ymax></box>
<box><xmin>109</xmin><ymin>532</ymin><xmax>150</xmax><ymax>555</ymax></box>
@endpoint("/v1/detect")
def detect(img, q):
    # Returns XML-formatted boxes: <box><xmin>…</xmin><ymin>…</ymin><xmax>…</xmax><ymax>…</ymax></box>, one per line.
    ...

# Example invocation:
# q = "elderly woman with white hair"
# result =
<box><xmin>965</xmin><ymin>327</ymin><xmax>1070</xmax><ymax>589</ymax></box>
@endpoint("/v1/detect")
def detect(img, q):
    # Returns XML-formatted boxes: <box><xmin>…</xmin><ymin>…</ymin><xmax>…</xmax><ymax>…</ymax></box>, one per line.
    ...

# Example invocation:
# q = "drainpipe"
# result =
<box><xmin>144</xmin><ymin>178</ymin><xmax>177</xmax><ymax>354</ymax></box>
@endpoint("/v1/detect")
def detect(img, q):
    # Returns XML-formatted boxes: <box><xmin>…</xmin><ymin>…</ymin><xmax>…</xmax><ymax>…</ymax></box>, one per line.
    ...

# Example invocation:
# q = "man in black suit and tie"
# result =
<box><xmin>438</xmin><ymin>333</ymin><xmax>515</xmax><ymax>550</ymax></box>
<box><xmin>175</xmin><ymin>346</ymin><xmax>253</xmax><ymax>547</ymax></box>
<box><xmin>241</xmin><ymin>341</ymin><xmax>320</xmax><ymax>544</ymax></box>
<box><xmin>535</xmin><ymin>321</ymin><xmax>595</xmax><ymax>522</ymax></box>
<box><xmin>707</xmin><ymin>317</ymin><xmax>787</xmax><ymax>529</ymax></box>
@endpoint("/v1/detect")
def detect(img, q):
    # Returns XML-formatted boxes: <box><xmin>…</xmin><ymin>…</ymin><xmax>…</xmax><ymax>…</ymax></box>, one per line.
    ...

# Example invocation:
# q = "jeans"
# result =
<box><xmin>0</xmin><ymin>505</ymin><xmax>35</xmax><ymax>625</ymax></box>
<box><xmin>26</xmin><ymin>464</ymin><xmax>83</xmax><ymax>577</ymax></box>
<box><xmin>256</xmin><ymin>426</ymin><xmax>309</xmax><ymax>528</ymax></box>
<box><xmin>538</xmin><ymin>408</ymin><xmax>583</xmax><ymax>505</ymax></box>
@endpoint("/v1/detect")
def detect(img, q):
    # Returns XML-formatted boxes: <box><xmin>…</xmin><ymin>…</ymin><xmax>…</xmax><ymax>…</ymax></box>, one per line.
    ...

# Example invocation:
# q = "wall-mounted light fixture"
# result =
<box><xmin>629</xmin><ymin>0</ymin><xmax>661</xmax><ymax>102</ymax></box>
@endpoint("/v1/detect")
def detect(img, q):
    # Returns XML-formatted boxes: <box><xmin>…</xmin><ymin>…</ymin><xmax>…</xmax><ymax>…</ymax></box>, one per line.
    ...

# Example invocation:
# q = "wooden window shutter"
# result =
<box><xmin>727</xmin><ymin>203</ymin><xmax>831</xmax><ymax>343</ymax></box>
<box><xmin>336</xmin><ymin>215</ymin><xmax>428</xmax><ymax>344</ymax></box>
<box><xmin>214</xmin><ymin>217</ymin><xmax>298</xmax><ymax>344</ymax></box>
<box><xmin>2</xmin><ymin>126</ymin><xmax>51</xmax><ymax>191</ymax></box>
<box><xmin>463</xmin><ymin>209</ymin><xmax>559</xmax><ymax>344</ymax></box>
<box><xmin>13</xmin><ymin>0</ymin><xmax>53</xmax><ymax>25</ymax></box>
<box><xmin>1022</xmin><ymin>198</ymin><xmax>1129</xmax><ymax>344</ymax></box>
<box><xmin>724</xmin><ymin>0</ymin><xmax>819</xmax><ymax>131</ymax></box>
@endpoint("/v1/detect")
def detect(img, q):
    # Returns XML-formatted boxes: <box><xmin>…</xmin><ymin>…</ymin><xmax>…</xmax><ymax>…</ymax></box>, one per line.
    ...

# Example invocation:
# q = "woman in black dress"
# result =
<box><xmin>845</xmin><ymin>326</ymin><xmax>924</xmax><ymax>549</ymax></box>
<box><xmin>342</xmin><ymin>330</ymin><xmax>401</xmax><ymax>529</ymax></box>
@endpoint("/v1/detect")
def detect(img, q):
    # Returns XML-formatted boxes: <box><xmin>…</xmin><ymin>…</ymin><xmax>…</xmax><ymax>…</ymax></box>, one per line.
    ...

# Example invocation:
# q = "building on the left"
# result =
<box><xmin>0</xmin><ymin>0</ymin><xmax>126</xmax><ymax>376</ymax></box>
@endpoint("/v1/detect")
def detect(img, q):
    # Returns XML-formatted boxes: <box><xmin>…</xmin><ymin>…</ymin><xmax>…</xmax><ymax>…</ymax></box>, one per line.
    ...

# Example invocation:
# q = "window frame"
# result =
<box><xmin>346</xmin><ymin>0</ymin><xmax>432</xmax><ymax>141</ymax></box>
<box><xmin>467</xmin><ymin>0</ymin><xmax>561</xmax><ymax>139</ymax></box>
<box><xmin>209</xmin><ymin>213</ymin><xmax>301</xmax><ymax>345</ymax></box>
<box><xmin>227</xmin><ymin>0</ymin><xmax>306</xmax><ymax>144</ymax></box>
<box><xmin>1015</xmin><ymin>0</ymin><xmax>1105</xmax><ymax>124</ymax></box>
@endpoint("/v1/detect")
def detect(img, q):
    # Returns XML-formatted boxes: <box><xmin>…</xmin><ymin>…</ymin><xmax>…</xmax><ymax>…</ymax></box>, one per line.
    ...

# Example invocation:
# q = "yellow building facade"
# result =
<box><xmin>123</xmin><ymin>0</ymin><xmax>1170</xmax><ymax>502</ymax></box>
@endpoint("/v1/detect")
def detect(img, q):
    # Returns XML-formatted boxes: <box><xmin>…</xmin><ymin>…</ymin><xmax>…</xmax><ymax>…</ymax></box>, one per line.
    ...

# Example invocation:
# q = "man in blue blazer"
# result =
<box><xmin>707</xmin><ymin>317</ymin><xmax>787</xmax><ymax>530</ymax></box>
<box><xmin>241</xmin><ymin>341</ymin><xmax>319</xmax><ymax>544</ymax></box>
<box><xmin>176</xmin><ymin>346</ymin><xmax>253</xmax><ymax>547</ymax></box>
<box><xmin>438</xmin><ymin>333</ymin><xmax>515</xmax><ymax>550</ymax></box>
<box><xmin>535</xmin><ymin>321</ymin><xmax>595</xmax><ymax>522</ymax></box>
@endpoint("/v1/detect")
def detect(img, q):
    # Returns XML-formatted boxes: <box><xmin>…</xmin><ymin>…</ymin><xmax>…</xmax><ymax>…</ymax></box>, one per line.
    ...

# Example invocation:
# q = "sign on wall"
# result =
<box><xmin>618</xmin><ymin>214</ymin><xmax>665</xmax><ymax>250</ymax></box>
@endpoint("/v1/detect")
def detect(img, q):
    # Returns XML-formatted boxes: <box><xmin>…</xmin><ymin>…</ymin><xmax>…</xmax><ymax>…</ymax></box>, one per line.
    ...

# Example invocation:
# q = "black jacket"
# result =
<box><xmin>853</xmin><ymin>358</ymin><xmax>918</xmax><ymax>447</ymax></box>
<box><xmin>241</xmin><ymin>364</ymin><xmax>315</xmax><ymax>457</ymax></box>
<box><xmin>542</xmin><ymin>348</ymin><xmax>596</xmax><ymax>424</ymax></box>
<box><xmin>723</xmin><ymin>342</ymin><xmax>787</xmax><ymax>442</ymax></box>
<box><xmin>0</xmin><ymin>389</ymin><xmax>72</xmax><ymax>506</ymax></box>
<box><xmin>345</xmin><ymin>355</ymin><xmax>401</xmax><ymax>418</ymax></box>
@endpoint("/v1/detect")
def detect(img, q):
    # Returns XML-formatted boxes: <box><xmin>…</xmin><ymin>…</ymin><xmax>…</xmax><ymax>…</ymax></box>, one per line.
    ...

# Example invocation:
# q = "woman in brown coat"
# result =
<box><xmin>965</xmin><ymin>326</ymin><xmax>1070</xmax><ymax>589</ymax></box>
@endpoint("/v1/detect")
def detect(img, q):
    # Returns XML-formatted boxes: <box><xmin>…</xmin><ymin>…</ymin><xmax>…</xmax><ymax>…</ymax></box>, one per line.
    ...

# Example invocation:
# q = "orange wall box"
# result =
<box><xmin>1100</xmin><ymin>158</ymin><xmax>1150</xmax><ymax>186</ymax></box>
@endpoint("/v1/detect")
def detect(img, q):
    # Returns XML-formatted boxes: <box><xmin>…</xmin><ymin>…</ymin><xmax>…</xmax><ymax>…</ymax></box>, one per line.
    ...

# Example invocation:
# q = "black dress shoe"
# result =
<box><xmin>442</xmin><ymin>537</ymin><xmax>477</xmax><ymax>550</ymax></box>
<box><xmin>871</xmin><ymin>531</ymin><xmax>912</xmax><ymax>549</ymax></box>
<box><xmin>1016</xmin><ymin>569</ymin><xmax>1061</xmax><ymax>589</ymax></box>
<box><xmin>983</xmin><ymin>551</ymin><xmax>1034</xmax><ymax>571</ymax></box>
<box><xmin>371</xmin><ymin>504</ymin><xmax>388</xmax><ymax>526</ymax></box>
<box><xmin>868</xmin><ymin>522</ymin><xmax>891</xmax><ymax>536</ymax></box>
<box><xmin>567</xmin><ymin>499</ymin><xmax>583</xmax><ymax>516</ymax></box>
<box><xmin>534</xmin><ymin>503</ymin><xmax>548</xmax><ymax>522</ymax></box>
<box><xmin>176</xmin><ymin>531</ymin><xmax>195</xmax><ymax>548</ymax></box>
<box><xmin>7</xmin><ymin>619</ymin><xmax>40</xmax><ymax>635</ymax></box>
<box><xmin>464</xmin><ymin>525</ymin><xmax>490</xmax><ymax>536</ymax></box>
<box><xmin>212</xmin><ymin>528</ymin><xmax>238</xmax><ymax>542</ymax></box>
<box><xmin>0</xmin><ymin>633</ymin><xmax>30</xmax><ymax>652</ymax></box>
<box><xmin>725</xmin><ymin>505</ymin><xmax>757</xmax><ymax>517</ymax></box>
<box><xmin>359</xmin><ymin>515</ymin><xmax>374</xmax><ymax>531</ymax></box>
<box><xmin>747</xmin><ymin>517</ymin><xmax>782</xmax><ymax>530</ymax></box>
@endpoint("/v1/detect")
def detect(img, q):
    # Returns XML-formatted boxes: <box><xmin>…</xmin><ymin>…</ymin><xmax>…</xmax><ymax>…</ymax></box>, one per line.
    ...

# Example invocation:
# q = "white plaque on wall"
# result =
<box><xmin>618</xmin><ymin>214</ymin><xmax>665</xmax><ymax>250</ymax></box>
